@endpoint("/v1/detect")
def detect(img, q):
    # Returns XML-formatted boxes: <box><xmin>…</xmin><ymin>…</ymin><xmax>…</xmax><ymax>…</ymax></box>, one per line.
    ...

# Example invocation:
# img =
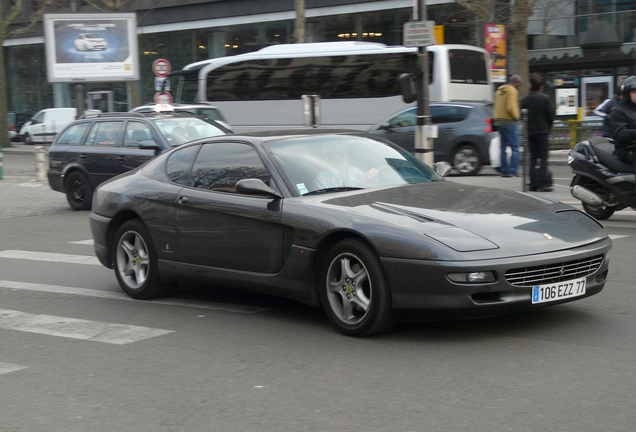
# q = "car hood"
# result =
<box><xmin>308</xmin><ymin>182</ymin><xmax>607</xmax><ymax>256</ymax></box>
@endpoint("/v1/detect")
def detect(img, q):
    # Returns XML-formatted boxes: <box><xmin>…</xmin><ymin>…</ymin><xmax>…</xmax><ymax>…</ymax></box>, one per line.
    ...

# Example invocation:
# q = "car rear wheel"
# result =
<box><xmin>65</xmin><ymin>171</ymin><xmax>93</xmax><ymax>211</ymax></box>
<box><xmin>319</xmin><ymin>239</ymin><xmax>395</xmax><ymax>337</ymax></box>
<box><xmin>114</xmin><ymin>219</ymin><xmax>170</xmax><ymax>299</ymax></box>
<box><xmin>452</xmin><ymin>144</ymin><xmax>482</xmax><ymax>176</ymax></box>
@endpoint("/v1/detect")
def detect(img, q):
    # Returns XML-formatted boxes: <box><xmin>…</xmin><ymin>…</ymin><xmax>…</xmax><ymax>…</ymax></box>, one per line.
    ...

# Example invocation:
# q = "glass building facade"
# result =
<box><xmin>3</xmin><ymin>0</ymin><xmax>636</xmax><ymax>119</ymax></box>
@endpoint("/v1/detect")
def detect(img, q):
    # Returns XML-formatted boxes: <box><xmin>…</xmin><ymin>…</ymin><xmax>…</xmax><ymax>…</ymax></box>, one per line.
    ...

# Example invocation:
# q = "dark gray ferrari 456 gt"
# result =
<box><xmin>89</xmin><ymin>129</ymin><xmax>612</xmax><ymax>336</ymax></box>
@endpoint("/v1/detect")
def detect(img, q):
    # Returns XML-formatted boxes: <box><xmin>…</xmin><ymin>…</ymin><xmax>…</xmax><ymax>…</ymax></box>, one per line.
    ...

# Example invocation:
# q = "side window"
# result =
<box><xmin>85</xmin><ymin>121</ymin><xmax>124</xmax><ymax>146</ymax></box>
<box><xmin>430</xmin><ymin>106</ymin><xmax>469</xmax><ymax>124</ymax></box>
<box><xmin>124</xmin><ymin>121</ymin><xmax>153</xmax><ymax>147</ymax></box>
<box><xmin>55</xmin><ymin>123</ymin><xmax>91</xmax><ymax>145</ymax></box>
<box><xmin>189</xmin><ymin>142</ymin><xmax>271</xmax><ymax>193</ymax></box>
<box><xmin>388</xmin><ymin>108</ymin><xmax>416</xmax><ymax>128</ymax></box>
<box><xmin>31</xmin><ymin>112</ymin><xmax>45</xmax><ymax>125</ymax></box>
<box><xmin>166</xmin><ymin>144</ymin><xmax>200</xmax><ymax>185</ymax></box>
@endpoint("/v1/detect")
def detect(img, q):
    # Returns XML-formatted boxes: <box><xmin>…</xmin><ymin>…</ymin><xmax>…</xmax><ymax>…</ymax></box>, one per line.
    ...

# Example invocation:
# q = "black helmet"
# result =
<box><xmin>620</xmin><ymin>75</ymin><xmax>636</xmax><ymax>100</ymax></box>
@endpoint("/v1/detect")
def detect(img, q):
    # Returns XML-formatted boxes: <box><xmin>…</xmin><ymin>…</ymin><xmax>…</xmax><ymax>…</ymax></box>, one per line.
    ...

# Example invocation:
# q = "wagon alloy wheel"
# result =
<box><xmin>113</xmin><ymin>219</ymin><xmax>169</xmax><ymax>299</ymax></box>
<box><xmin>65</xmin><ymin>171</ymin><xmax>93</xmax><ymax>211</ymax></box>
<box><xmin>452</xmin><ymin>144</ymin><xmax>481</xmax><ymax>175</ymax></box>
<box><xmin>320</xmin><ymin>239</ymin><xmax>394</xmax><ymax>336</ymax></box>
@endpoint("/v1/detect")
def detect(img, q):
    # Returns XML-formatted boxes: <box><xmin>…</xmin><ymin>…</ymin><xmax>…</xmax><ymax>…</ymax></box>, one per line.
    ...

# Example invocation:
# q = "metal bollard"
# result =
<box><xmin>0</xmin><ymin>147</ymin><xmax>3</xmax><ymax>180</ymax></box>
<box><xmin>35</xmin><ymin>146</ymin><xmax>47</xmax><ymax>182</ymax></box>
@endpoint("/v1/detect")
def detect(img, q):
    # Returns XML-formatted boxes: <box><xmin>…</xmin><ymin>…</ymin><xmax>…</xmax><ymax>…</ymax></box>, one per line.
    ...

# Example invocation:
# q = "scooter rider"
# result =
<box><xmin>610</xmin><ymin>75</ymin><xmax>636</xmax><ymax>165</ymax></box>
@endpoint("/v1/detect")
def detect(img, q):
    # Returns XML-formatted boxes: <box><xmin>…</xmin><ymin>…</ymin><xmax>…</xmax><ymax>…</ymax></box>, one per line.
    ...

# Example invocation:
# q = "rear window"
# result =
<box><xmin>448</xmin><ymin>49</ymin><xmax>489</xmax><ymax>85</ymax></box>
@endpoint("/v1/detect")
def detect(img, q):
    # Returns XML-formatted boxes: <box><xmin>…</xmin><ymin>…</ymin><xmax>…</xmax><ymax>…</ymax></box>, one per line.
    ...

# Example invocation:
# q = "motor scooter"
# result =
<box><xmin>568</xmin><ymin>137</ymin><xmax>636</xmax><ymax>220</ymax></box>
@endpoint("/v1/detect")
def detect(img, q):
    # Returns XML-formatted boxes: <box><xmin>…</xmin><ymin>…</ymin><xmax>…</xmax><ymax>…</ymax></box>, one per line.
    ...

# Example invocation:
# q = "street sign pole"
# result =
<box><xmin>412</xmin><ymin>0</ymin><xmax>434</xmax><ymax>168</ymax></box>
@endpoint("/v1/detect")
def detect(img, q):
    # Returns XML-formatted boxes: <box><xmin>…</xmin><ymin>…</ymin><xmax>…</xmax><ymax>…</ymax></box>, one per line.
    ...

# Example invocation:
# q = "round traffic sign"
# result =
<box><xmin>152</xmin><ymin>59</ymin><xmax>171</xmax><ymax>77</ymax></box>
<box><xmin>154</xmin><ymin>91</ymin><xmax>172</xmax><ymax>104</ymax></box>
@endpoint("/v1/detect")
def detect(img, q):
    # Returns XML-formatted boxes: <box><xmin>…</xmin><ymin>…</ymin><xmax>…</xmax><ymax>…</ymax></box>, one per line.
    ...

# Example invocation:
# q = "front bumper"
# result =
<box><xmin>89</xmin><ymin>212</ymin><xmax>113</xmax><ymax>268</ymax></box>
<box><xmin>382</xmin><ymin>237</ymin><xmax>611</xmax><ymax>318</ymax></box>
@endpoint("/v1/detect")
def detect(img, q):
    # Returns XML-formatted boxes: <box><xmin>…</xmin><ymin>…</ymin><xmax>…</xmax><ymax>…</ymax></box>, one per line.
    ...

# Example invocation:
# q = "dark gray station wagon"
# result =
<box><xmin>47</xmin><ymin>111</ymin><xmax>230</xmax><ymax>210</ymax></box>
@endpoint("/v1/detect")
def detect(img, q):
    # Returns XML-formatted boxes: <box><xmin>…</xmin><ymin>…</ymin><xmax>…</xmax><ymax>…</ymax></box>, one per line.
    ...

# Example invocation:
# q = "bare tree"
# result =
<box><xmin>455</xmin><ymin>0</ymin><xmax>539</xmax><ymax>95</ymax></box>
<box><xmin>82</xmin><ymin>0</ymin><xmax>134</xmax><ymax>11</ymax></box>
<box><xmin>0</xmin><ymin>0</ymin><xmax>53</xmax><ymax>148</ymax></box>
<box><xmin>294</xmin><ymin>0</ymin><xmax>306</xmax><ymax>43</ymax></box>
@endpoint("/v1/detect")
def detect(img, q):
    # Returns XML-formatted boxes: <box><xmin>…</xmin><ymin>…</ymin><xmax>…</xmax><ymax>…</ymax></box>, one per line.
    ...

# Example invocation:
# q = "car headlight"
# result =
<box><xmin>447</xmin><ymin>271</ymin><xmax>495</xmax><ymax>284</ymax></box>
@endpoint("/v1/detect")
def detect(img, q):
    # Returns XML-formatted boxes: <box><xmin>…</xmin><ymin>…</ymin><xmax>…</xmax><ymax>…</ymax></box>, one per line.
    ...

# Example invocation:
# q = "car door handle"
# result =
<box><xmin>178</xmin><ymin>196</ymin><xmax>190</xmax><ymax>205</ymax></box>
<box><xmin>78</xmin><ymin>154</ymin><xmax>88</xmax><ymax>159</ymax></box>
<box><xmin>117</xmin><ymin>155</ymin><xmax>125</xmax><ymax>161</ymax></box>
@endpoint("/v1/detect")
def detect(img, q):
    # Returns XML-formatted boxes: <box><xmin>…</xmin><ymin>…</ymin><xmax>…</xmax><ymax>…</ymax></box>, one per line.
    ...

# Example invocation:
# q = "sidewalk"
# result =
<box><xmin>2</xmin><ymin>141</ymin><xmax>572</xmax><ymax>163</ymax></box>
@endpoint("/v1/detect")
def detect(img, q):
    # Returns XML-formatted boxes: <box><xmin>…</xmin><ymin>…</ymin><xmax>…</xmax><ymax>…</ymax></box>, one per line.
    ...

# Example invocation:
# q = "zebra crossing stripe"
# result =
<box><xmin>0</xmin><ymin>280</ymin><xmax>268</xmax><ymax>314</ymax></box>
<box><xmin>0</xmin><ymin>250</ymin><xmax>100</xmax><ymax>265</ymax></box>
<box><xmin>0</xmin><ymin>362</ymin><xmax>28</xmax><ymax>375</ymax></box>
<box><xmin>0</xmin><ymin>308</ymin><xmax>174</xmax><ymax>345</ymax></box>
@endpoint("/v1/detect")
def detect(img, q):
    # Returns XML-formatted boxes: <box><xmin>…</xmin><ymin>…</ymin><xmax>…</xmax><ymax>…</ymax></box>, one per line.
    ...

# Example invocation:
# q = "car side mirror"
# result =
<box><xmin>236</xmin><ymin>178</ymin><xmax>282</xmax><ymax>198</ymax></box>
<box><xmin>378</xmin><ymin>122</ymin><xmax>394</xmax><ymax>131</ymax></box>
<box><xmin>139</xmin><ymin>140</ymin><xmax>163</xmax><ymax>155</ymax></box>
<box><xmin>434</xmin><ymin>161</ymin><xmax>452</xmax><ymax>177</ymax></box>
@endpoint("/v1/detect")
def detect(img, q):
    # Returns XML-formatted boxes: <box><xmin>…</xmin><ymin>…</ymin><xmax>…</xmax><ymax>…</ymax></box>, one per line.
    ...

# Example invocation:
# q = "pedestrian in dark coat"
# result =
<box><xmin>521</xmin><ymin>73</ymin><xmax>555</xmax><ymax>191</ymax></box>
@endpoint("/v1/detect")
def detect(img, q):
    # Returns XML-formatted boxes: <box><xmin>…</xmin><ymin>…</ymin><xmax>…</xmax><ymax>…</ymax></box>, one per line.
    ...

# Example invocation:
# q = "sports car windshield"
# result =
<box><xmin>264</xmin><ymin>135</ymin><xmax>444</xmax><ymax>196</ymax></box>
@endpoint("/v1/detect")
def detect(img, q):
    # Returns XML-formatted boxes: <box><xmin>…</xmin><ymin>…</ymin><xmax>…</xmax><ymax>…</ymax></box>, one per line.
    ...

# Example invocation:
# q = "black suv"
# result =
<box><xmin>48</xmin><ymin>111</ymin><xmax>230</xmax><ymax>210</ymax></box>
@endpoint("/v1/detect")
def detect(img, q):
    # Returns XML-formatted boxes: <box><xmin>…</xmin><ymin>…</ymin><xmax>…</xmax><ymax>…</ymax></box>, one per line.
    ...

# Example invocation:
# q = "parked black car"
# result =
<box><xmin>368</xmin><ymin>101</ymin><xmax>500</xmax><ymax>176</ymax></box>
<box><xmin>47</xmin><ymin>111</ymin><xmax>230</xmax><ymax>210</ymax></box>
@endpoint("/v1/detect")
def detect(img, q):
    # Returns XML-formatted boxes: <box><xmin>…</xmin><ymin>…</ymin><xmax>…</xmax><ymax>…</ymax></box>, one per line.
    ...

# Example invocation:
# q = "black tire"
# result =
<box><xmin>64</xmin><ymin>171</ymin><xmax>93</xmax><ymax>211</ymax></box>
<box><xmin>573</xmin><ymin>178</ymin><xmax>616</xmax><ymax>220</ymax></box>
<box><xmin>23</xmin><ymin>133</ymin><xmax>33</xmax><ymax>145</ymax></box>
<box><xmin>113</xmin><ymin>219</ymin><xmax>170</xmax><ymax>299</ymax></box>
<box><xmin>319</xmin><ymin>238</ymin><xmax>395</xmax><ymax>337</ymax></box>
<box><xmin>582</xmin><ymin>202</ymin><xmax>615</xmax><ymax>220</ymax></box>
<box><xmin>452</xmin><ymin>144</ymin><xmax>482</xmax><ymax>176</ymax></box>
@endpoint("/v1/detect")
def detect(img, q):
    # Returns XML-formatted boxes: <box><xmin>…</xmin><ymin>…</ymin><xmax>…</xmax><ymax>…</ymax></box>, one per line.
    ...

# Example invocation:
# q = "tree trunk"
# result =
<box><xmin>0</xmin><ymin>42</ymin><xmax>11</xmax><ymax>148</ymax></box>
<box><xmin>294</xmin><ymin>0</ymin><xmax>306</xmax><ymax>43</ymax></box>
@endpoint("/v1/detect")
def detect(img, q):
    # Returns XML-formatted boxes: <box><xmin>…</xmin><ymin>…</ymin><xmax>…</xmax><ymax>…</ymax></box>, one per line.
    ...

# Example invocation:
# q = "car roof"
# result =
<box><xmin>131</xmin><ymin>103</ymin><xmax>222</xmax><ymax>110</ymax></box>
<box><xmin>80</xmin><ymin>111</ymin><xmax>212</xmax><ymax>120</ymax></box>
<box><xmin>199</xmin><ymin>128</ymin><xmax>378</xmax><ymax>145</ymax></box>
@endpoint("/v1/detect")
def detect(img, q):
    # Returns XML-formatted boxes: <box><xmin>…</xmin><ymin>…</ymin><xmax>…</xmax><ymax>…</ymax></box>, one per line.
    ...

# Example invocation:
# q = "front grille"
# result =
<box><xmin>505</xmin><ymin>255</ymin><xmax>604</xmax><ymax>287</ymax></box>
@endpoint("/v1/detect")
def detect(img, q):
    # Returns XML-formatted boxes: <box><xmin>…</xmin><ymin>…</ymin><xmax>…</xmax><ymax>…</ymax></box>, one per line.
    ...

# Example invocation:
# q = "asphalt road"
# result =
<box><xmin>1</xmin><ymin>149</ymin><xmax>636</xmax><ymax>432</ymax></box>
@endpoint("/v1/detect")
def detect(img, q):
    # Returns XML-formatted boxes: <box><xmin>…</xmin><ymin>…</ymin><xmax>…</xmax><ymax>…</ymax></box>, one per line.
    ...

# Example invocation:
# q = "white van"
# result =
<box><xmin>20</xmin><ymin>108</ymin><xmax>100</xmax><ymax>145</ymax></box>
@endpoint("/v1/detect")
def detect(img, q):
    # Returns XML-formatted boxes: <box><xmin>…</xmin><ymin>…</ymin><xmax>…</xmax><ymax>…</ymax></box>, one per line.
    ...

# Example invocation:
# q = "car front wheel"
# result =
<box><xmin>113</xmin><ymin>219</ymin><xmax>170</xmax><ymax>299</ymax></box>
<box><xmin>319</xmin><ymin>239</ymin><xmax>395</xmax><ymax>337</ymax></box>
<box><xmin>65</xmin><ymin>171</ymin><xmax>93</xmax><ymax>211</ymax></box>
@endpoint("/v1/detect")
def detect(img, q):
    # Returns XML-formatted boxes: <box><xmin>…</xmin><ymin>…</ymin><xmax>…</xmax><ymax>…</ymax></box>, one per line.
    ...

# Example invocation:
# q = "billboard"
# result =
<box><xmin>43</xmin><ymin>13</ymin><xmax>139</xmax><ymax>83</ymax></box>
<box><xmin>483</xmin><ymin>23</ymin><xmax>507</xmax><ymax>83</ymax></box>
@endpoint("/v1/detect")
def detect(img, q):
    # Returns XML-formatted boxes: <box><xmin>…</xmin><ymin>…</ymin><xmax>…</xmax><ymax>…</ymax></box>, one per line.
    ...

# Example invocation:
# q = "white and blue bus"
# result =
<box><xmin>172</xmin><ymin>42</ymin><xmax>492</xmax><ymax>132</ymax></box>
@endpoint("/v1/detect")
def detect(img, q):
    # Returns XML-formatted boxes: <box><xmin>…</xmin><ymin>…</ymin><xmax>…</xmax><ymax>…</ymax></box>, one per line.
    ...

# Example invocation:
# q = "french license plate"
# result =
<box><xmin>532</xmin><ymin>277</ymin><xmax>586</xmax><ymax>304</ymax></box>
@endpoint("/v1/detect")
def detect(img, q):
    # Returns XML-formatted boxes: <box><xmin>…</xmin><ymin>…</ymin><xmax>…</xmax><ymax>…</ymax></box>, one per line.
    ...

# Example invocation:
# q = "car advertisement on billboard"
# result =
<box><xmin>44</xmin><ymin>13</ymin><xmax>139</xmax><ymax>83</ymax></box>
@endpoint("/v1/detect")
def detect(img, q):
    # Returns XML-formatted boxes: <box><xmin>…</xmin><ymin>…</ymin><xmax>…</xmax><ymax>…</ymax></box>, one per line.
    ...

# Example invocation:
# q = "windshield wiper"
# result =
<box><xmin>304</xmin><ymin>187</ymin><xmax>363</xmax><ymax>196</ymax></box>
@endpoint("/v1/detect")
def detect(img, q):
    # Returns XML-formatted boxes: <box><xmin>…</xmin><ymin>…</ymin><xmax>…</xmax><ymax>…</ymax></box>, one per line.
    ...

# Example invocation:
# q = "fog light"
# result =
<box><xmin>447</xmin><ymin>271</ymin><xmax>495</xmax><ymax>283</ymax></box>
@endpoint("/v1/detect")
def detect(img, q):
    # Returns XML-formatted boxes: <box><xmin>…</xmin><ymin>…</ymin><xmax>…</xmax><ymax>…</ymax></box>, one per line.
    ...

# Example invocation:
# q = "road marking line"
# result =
<box><xmin>0</xmin><ymin>280</ymin><xmax>267</xmax><ymax>314</ymax></box>
<box><xmin>0</xmin><ymin>308</ymin><xmax>174</xmax><ymax>345</ymax></box>
<box><xmin>0</xmin><ymin>250</ymin><xmax>100</xmax><ymax>265</ymax></box>
<box><xmin>0</xmin><ymin>362</ymin><xmax>28</xmax><ymax>375</ymax></box>
<box><xmin>69</xmin><ymin>239</ymin><xmax>94</xmax><ymax>245</ymax></box>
